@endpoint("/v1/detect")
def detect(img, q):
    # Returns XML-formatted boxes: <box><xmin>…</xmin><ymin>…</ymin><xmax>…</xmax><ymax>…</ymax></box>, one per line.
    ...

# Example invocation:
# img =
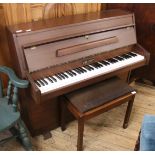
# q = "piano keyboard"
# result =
<box><xmin>35</xmin><ymin>52</ymin><xmax>144</xmax><ymax>94</ymax></box>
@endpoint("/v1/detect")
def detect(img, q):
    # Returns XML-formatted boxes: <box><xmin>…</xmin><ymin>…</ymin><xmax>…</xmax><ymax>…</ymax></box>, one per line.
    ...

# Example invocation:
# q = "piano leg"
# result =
<box><xmin>42</xmin><ymin>132</ymin><xmax>52</xmax><ymax>140</ymax></box>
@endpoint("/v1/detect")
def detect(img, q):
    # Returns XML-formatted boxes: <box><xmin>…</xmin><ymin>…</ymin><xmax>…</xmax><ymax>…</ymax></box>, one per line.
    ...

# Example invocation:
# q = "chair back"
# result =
<box><xmin>0</xmin><ymin>66</ymin><xmax>29</xmax><ymax>112</ymax></box>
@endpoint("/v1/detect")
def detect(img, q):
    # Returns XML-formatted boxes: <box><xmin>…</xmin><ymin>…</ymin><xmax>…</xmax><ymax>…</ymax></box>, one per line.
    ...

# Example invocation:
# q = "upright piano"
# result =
<box><xmin>6</xmin><ymin>9</ymin><xmax>150</xmax><ymax>136</ymax></box>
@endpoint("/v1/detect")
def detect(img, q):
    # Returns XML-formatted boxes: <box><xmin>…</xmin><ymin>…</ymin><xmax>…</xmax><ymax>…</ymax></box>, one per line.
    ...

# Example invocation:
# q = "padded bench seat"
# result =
<box><xmin>66</xmin><ymin>77</ymin><xmax>135</xmax><ymax>113</ymax></box>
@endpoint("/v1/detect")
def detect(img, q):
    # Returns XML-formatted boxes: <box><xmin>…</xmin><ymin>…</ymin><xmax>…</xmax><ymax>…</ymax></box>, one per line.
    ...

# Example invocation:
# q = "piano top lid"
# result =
<box><xmin>8</xmin><ymin>9</ymin><xmax>132</xmax><ymax>34</ymax></box>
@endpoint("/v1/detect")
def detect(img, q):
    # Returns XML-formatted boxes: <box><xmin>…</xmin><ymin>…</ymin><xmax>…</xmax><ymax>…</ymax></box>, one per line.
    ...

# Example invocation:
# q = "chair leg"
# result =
<box><xmin>77</xmin><ymin>118</ymin><xmax>84</xmax><ymax>151</ymax></box>
<box><xmin>123</xmin><ymin>95</ymin><xmax>135</xmax><ymax>129</ymax></box>
<box><xmin>134</xmin><ymin>130</ymin><xmax>141</xmax><ymax>151</ymax></box>
<box><xmin>17</xmin><ymin>119</ymin><xmax>32</xmax><ymax>151</ymax></box>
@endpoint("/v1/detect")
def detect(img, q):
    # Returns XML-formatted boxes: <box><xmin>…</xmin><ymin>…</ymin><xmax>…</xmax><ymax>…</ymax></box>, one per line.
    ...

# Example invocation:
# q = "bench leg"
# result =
<box><xmin>77</xmin><ymin>118</ymin><xmax>84</xmax><ymax>151</ymax></box>
<box><xmin>123</xmin><ymin>95</ymin><xmax>135</xmax><ymax>129</ymax></box>
<box><xmin>60</xmin><ymin>97</ymin><xmax>67</xmax><ymax>131</ymax></box>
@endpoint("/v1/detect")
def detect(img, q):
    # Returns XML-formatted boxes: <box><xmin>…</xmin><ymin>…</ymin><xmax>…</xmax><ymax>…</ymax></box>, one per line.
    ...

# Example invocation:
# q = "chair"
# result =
<box><xmin>0</xmin><ymin>66</ymin><xmax>32</xmax><ymax>150</ymax></box>
<box><xmin>134</xmin><ymin>115</ymin><xmax>155</xmax><ymax>151</ymax></box>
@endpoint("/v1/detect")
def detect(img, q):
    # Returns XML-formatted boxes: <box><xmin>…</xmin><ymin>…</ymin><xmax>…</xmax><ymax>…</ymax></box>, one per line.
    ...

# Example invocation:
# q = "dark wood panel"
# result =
<box><xmin>20</xmin><ymin>94</ymin><xmax>60</xmax><ymax>136</ymax></box>
<box><xmin>106</xmin><ymin>4</ymin><xmax>134</xmax><ymax>11</ymax></box>
<box><xmin>106</xmin><ymin>4</ymin><xmax>155</xmax><ymax>83</ymax></box>
<box><xmin>134</xmin><ymin>4</ymin><xmax>155</xmax><ymax>82</ymax></box>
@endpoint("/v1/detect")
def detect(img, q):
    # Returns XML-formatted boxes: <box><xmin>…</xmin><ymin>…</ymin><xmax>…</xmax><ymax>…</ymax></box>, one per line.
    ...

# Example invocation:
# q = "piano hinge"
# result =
<box><xmin>26</xmin><ymin>29</ymin><xmax>31</xmax><ymax>32</ymax></box>
<box><xmin>16</xmin><ymin>30</ymin><xmax>23</xmax><ymax>33</ymax></box>
<box><xmin>30</xmin><ymin>46</ymin><xmax>37</xmax><ymax>50</ymax></box>
<box><xmin>15</xmin><ymin>29</ymin><xmax>31</xmax><ymax>34</ymax></box>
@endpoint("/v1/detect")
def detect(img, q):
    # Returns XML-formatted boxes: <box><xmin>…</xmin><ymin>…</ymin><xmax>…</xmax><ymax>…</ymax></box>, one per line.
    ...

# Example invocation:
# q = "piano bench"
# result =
<box><xmin>60</xmin><ymin>76</ymin><xmax>136</xmax><ymax>151</ymax></box>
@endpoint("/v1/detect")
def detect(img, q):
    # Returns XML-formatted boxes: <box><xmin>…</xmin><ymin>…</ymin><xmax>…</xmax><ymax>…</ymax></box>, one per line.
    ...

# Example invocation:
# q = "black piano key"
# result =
<box><xmin>57</xmin><ymin>73</ymin><xmax>63</xmax><ymax>79</ymax></box>
<box><xmin>61</xmin><ymin>73</ymin><xmax>66</xmax><ymax>79</ymax></box>
<box><xmin>121</xmin><ymin>54</ymin><xmax>131</xmax><ymax>59</ymax></box>
<box><xmin>51</xmin><ymin>76</ymin><xmax>57</xmax><ymax>82</ymax></box>
<box><xmin>128</xmin><ymin>52</ymin><xmax>137</xmax><ymax>57</ymax></box>
<box><xmin>58</xmin><ymin>73</ymin><xmax>65</xmax><ymax>79</ymax></box>
<box><xmin>120</xmin><ymin>54</ymin><xmax>126</xmax><ymax>59</ymax></box>
<box><xmin>78</xmin><ymin>67</ymin><xmax>85</xmax><ymax>73</ymax></box>
<box><xmin>77</xmin><ymin>68</ymin><xmax>83</xmax><ymax>73</ymax></box>
<box><xmin>83</xmin><ymin>68</ymin><xmax>88</xmax><ymax>72</ymax></box>
<box><xmin>34</xmin><ymin>80</ymin><xmax>41</xmax><ymax>87</ymax></box>
<box><xmin>55</xmin><ymin>74</ymin><xmax>62</xmax><ymax>80</ymax></box>
<box><xmin>70</xmin><ymin>70</ymin><xmax>76</xmax><ymax>76</ymax></box>
<box><xmin>38</xmin><ymin>79</ymin><xmax>45</xmax><ymax>86</ymax></box>
<box><xmin>91</xmin><ymin>63</ymin><xmax>99</xmax><ymax>68</ymax></box>
<box><xmin>83</xmin><ymin>67</ymin><xmax>90</xmax><ymax>71</ymax></box>
<box><xmin>42</xmin><ymin>79</ymin><xmax>48</xmax><ymax>85</ymax></box>
<box><xmin>119</xmin><ymin>56</ymin><xmax>126</xmax><ymax>60</ymax></box>
<box><xmin>76</xmin><ymin>68</ymin><xmax>83</xmax><ymax>74</ymax></box>
<box><xmin>47</xmin><ymin>77</ymin><xmax>53</xmax><ymax>83</ymax></box>
<box><xmin>96</xmin><ymin>62</ymin><xmax>103</xmax><ymax>67</ymax></box>
<box><xmin>88</xmin><ymin>65</ymin><xmax>94</xmax><ymax>70</ymax></box>
<box><xmin>91</xmin><ymin>63</ymin><xmax>101</xmax><ymax>68</ymax></box>
<box><xmin>107</xmin><ymin>58</ymin><xmax>118</xmax><ymax>63</ymax></box>
<box><xmin>87</xmin><ymin>65</ymin><xmax>94</xmax><ymax>70</ymax></box>
<box><xmin>115</xmin><ymin>56</ymin><xmax>124</xmax><ymax>61</ymax></box>
<box><xmin>100</xmin><ymin>61</ymin><xmax>110</xmax><ymax>66</ymax></box>
<box><xmin>112</xmin><ymin>58</ymin><xmax>119</xmax><ymax>62</ymax></box>
<box><xmin>62</xmin><ymin>72</ymin><xmax>68</xmax><ymax>78</ymax></box>
<box><xmin>89</xmin><ymin>64</ymin><xmax>96</xmax><ymax>69</ymax></box>
<box><xmin>79</xmin><ymin>67</ymin><xmax>85</xmax><ymax>72</ymax></box>
<box><xmin>84</xmin><ymin>65</ymin><xmax>92</xmax><ymax>71</ymax></box>
<box><xmin>80</xmin><ymin>67</ymin><xmax>87</xmax><ymax>72</ymax></box>
<box><xmin>74</xmin><ymin>68</ymin><xmax>82</xmax><ymax>74</ymax></box>
<box><xmin>66</xmin><ymin>71</ymin><xmax>73</xmax><ymax>77</ymax></box>
<box><xmin>125</xmin><ymin>54</ymin><xmax>132</xmax><ymax>58</ymax></box>
<box><xmin>131</xmin><ymin>52</ymin><xmax>138</xmax><ymax>55</ymax></box>
<box><xmin>95</xmin><ymin>64</ymin><xmax>101</xmax><ymax>68</ymax></box>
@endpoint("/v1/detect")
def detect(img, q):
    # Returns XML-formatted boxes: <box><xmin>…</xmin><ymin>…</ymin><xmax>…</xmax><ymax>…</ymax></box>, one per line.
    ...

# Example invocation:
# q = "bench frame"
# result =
<box><xmin>60</xmin><ymin>91</ymin><xmax>136</xmax><ymax>151</ymax></box>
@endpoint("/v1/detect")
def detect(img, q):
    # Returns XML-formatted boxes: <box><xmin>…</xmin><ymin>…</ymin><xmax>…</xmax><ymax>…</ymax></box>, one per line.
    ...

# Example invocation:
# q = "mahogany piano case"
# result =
<box><xmin>6</xmin><ymin>9</ymin><xmax>149</xmax><ymax>136</ymax></box>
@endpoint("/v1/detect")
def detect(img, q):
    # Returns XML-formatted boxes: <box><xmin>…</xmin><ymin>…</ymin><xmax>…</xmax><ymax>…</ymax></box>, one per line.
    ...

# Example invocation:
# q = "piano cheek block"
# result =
<box><xmin>56</xmin><ymin>36</ymin><xmax>119</xmax><ymax>57</ymax></box>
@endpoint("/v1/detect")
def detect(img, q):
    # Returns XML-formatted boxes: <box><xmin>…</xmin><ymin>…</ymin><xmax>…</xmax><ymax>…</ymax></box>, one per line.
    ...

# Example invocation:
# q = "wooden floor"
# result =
<box><xmin>1</xmin><ymin>82</ymin><xmax>155</xmax><ymax>151</ymax></box>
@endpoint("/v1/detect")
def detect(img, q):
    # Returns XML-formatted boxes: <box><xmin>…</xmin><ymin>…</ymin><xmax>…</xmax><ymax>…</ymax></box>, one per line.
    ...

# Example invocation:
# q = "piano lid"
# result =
<box><xmin>8</xmin><ymin>9</ymin><xmax>132</xmax><ymax>34</ymax></box>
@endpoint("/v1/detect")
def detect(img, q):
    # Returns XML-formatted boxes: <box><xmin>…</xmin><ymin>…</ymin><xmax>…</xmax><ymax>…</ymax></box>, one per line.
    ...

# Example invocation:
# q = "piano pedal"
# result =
<box><xmin>42</xmin><ymin>132</ymin><xmax>52</xmax><ymax>140</ymax></box>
